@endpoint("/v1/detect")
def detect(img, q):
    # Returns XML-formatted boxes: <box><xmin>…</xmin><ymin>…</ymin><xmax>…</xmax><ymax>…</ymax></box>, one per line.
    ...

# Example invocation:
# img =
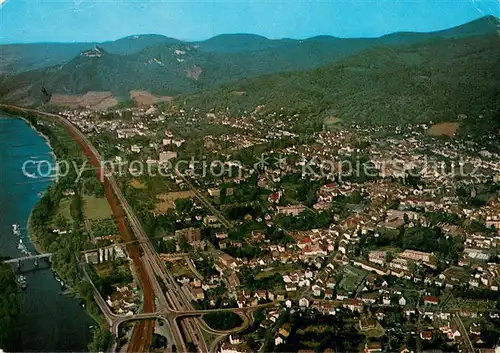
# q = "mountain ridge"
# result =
<box><xmin>176</xmin><ymin>34</ymin><xmax>500</xmax><ymax>133</ymax></box>
<box><xmin>1</xmin><ymin>15</ymin><xmax>497</xmax><ymax>75</ymax></box>
<box><xmin>0</xmin><ymin>16</ymin><xmax>498</xmax><ymax>110</ymax></box>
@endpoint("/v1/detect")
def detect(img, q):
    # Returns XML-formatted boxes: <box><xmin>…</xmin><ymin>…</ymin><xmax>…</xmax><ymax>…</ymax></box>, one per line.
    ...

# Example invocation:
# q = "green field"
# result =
<box><xmin>339</xmin><ymin>265</ymin><xmax>367</xmax><ymax>292</ymax></box>
<box><xmin>55</xmin><ymin>198</ymin><xmax>72</xmax><ymax>221</ymax></box>
<box><xmin>89</xmin><ymin>218</ymin><xmax>119</xmax><ymax>237</ymax></box>
<box><xmin>167</xmin><ymin>261</ymin><xmax>195</xmax><ymax>279</ymax></box>
<box><xmin>357</xmin><ymin>322</ymin><xmax>386</xmax><ymax>338</ymax></box>
<box><xmin>83</xmin><ymin>195</ymin><xmax>113</xmax><ymax>220</ymax></box>
<box><xmin>324</xmin><ymin>116</ymin><xmax>342</xmax><ymax>130</ymax></box>
<box><xmin>254</xmin><ymin>263</ymin><xmax>302</xmax><ymax>279</ymax></box>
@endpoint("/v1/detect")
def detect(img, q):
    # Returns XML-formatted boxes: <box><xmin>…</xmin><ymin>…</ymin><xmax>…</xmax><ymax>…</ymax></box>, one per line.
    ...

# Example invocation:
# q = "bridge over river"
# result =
<box><xmin>3</xmin><ymin>253</ymin><xmax>52</xmax><ymax>264</ymax></box>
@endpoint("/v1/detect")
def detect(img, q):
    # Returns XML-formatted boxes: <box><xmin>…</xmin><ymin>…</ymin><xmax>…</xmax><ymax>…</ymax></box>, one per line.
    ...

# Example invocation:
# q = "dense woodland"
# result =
<box><xmin>0</xmin><ymin>263</ymin><xmax>20</xmax><ymax>351</ymax></box>
<box><xmin>1</xmin><ymin>16</ymin><xmax>499</xmax><ymax>127</ymax></box>
<box><xmin>178</xmin><ymin>35</ymin><xmax>500</xmax><ymax>137</ymax></box>
<box><xmin>203</xmin><ymin>311</ymin><xmax>243</xmax><ymax>331</ymax></box>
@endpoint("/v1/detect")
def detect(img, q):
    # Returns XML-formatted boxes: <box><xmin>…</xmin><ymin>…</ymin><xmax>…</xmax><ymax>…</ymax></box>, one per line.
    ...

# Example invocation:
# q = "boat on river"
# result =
<box><xmin>17</xmin><ymin>275</ymin><xmax>27</xmax><ymax>290</ymax></box>
<box><xmin>12</xmin><ymin>223</ymin><xmax>21</xmax><ymax>236</ymax></box>
<box><xmin>52</xmin><ymin>270</ymin><xmax>66</xmax><ymax>289</ymax></box>
<box><xmin>17</xmin><ymin>239</ymin><xmax>30</xmax><ymax>255</ymax></box>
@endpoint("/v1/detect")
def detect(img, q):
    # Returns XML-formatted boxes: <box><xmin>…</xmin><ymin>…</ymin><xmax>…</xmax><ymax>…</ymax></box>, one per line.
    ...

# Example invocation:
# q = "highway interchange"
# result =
<box><xmin>0</xmin><ymin>104</ymin><xmax>252</xmax><ymax>353</ymax></box>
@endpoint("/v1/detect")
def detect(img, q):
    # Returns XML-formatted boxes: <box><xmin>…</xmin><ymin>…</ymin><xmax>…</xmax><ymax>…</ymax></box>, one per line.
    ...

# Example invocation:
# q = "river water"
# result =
<box><xmin>0</xmin><ymin>116</ymin><xmax>94</xmax><ymax>352</ymax></box>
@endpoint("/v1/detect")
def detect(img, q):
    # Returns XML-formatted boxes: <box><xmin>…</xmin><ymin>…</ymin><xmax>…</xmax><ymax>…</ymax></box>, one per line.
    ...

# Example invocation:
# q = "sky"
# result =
<box><xmin>0</xmin><ymin>0</ymin><xmax>499</xmax><ymax>44</ymax></box>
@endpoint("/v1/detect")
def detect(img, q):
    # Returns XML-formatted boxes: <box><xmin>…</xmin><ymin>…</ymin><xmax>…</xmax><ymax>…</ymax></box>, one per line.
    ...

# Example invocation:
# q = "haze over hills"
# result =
<box><xmin>0</xmin><ymin>15</ymin><xmax>498</xmax><ymax>109</ymax></box>
<box><xmin>1</xmin><ymin>15</ymin><xmax>497</xmax><ymax>75</ymax></box>
<box><xmin>0</xmin><ymin>35</ymin><xmax>182</xmax><ymax>74</ymax></box>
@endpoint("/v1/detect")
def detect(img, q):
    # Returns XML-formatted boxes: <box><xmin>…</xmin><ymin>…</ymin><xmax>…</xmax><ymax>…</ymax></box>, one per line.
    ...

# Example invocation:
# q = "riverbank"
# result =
<box><xmin>6</xmin><ymin>112</ymin><xmax>73</xmax><ymax>282</ymax></box>
<box><xmin>2</xmin><ymin>107</ymin><xmax>123</xmax><ymax>352</ymax></box>
<box><xmin>19</xmin><ymin>115</ymin><xmax>56</xmax><ymax>159</ymax></box>
<box><xmin>11</xmin><ymin>113</ymin><xmax>77</xmax><ymax>276</ymax></box>
<box><xmin>0</xmin><ymin>106</ymin><xmax>57</xmax><ymax>161</ymax></box>
<box><xmin>18</xmin><ymin>112</ymin><xmax>108</xmax><ymax>324</ymax></box>
<box><xmin>26</xmin><ymin>209</ymin><xmax>46</xmax><ymax>255</ymax></box>
<box><xmin>1</xmin><ymin>111</ymin><xmax>51</xmax><ymax>257</ymax></box>
<box><xmin>0</xmin><ymin>113</ymin><xmax>95</xmax><ymax>351</ymax></box>
<box><xmin>16</xmin><ymin>113</ymin><xmax>54</xmax><ymax>256</ymax></box>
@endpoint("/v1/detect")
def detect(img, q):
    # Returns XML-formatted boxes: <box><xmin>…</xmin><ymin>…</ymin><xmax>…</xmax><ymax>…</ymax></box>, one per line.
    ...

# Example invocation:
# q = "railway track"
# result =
<box><xmin>1</xmin><ymin>105</ymin><xmax>156</xmax><ymax>353</ymax></box>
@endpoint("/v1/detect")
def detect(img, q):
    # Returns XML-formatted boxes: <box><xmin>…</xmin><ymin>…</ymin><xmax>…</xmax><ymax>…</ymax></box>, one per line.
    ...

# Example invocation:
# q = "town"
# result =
<box><xmin>0</xmin><ymin>3</ymin><xmax>499</xmax><ymax>353</ymax></box>
<box><xmin>44</xmin><ymin>103</ymin><xmax>500</xmax><ymax>353</ymax></box>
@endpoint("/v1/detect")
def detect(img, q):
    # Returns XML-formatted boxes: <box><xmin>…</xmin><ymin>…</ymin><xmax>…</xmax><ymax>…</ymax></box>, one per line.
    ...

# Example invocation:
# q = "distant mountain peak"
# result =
<box><xmin>81</xmin><ymin>46</ymin><xmax>105</xmax><ymax>58</ymax></box>
<box><xmin>434</xmin><ymin>14</ymin><xmax>499</xmax><ymax>37</ymax></box>
<box><xmin>1</xmin><ymin>15</ymin><xmax>498</xmax><ymax>104</ymax></box>
<box><xmin>120</xmin><ymin>33</ymin><xmax>175</xmax><ymax>40</ymax></box>
<box><xmin>208</xmin><ymin>33</ymin><xmax>270</xmax><ymax>40</ymax></box>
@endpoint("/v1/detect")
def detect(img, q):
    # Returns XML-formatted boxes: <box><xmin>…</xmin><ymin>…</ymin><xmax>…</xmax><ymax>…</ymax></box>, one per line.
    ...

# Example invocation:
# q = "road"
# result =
<box><xmin>110</xmin><ymin>301</ymin><xmax>273</xmax><ymax>325</ymax></box>
<box><xmin>453</xmin><ymin>313</ymin><xmax>474</xmax><ymax>353</ymax></box>
<box><xmin>81</xmin><ymin>262</ymin><xmax>118</xmax><ymax>326</ymax></box>
<box><xmin>3</xmin><ymin>253</ymin><xmax>52</xmax><ymax>264</ymax></box>
<box><xmin>62</xmin><ymin>112</ymin><xmax>158</xmax><ymax>353</ymax></box>
<box><xmin>2</xmin><ymin>105</ymin><xmax>158</xmax><ymax>353</ymax></box>
<box><xmin>186</xmin><ymin>257</ymin><xmax>204</xmax><ymax>281</ymax></box>
<box><xmin>2</xmin><ymin>104</ymin><xmax>262</xmax><ymax>353</ymax></box>
<box><xmin>49</xmin><ymin>106</ymin><xmax>210</xmax><ymax>352</ymax></box>
<box><xmin>175</xmin><ymin>170</ymin><xmax>233</xmax><ymax>229</ymax></box>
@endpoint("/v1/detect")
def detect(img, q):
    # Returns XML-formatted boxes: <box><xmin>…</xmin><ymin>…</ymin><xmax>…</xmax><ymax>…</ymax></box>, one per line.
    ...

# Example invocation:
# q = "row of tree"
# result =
<box><xmin>0</xmin><ymin>263</ymin><xmax>20</xmax><ymax>351</ymax></box>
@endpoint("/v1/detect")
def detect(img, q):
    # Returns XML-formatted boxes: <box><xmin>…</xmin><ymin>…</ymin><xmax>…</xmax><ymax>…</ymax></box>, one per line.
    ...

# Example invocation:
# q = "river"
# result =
<box><xmin>0</xmin><ymin>116</ymin><xmax>94</xmax><ymax>352</ymax></box>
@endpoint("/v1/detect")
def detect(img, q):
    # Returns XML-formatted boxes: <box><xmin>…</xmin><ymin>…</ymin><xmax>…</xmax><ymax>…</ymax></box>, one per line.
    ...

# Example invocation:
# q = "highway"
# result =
<box><xmin>1</xmin><ymin>104</ymin><xmax>227</xmax><ymax>353</ymax></box>
<box><xmin>59</xmin><ymin>111</ymin><xmax>159</xmax><ymax>353</ymax></box>
<box><xmin>2</xmin><ymin>104</ymin><xmax>272</xmax><ymax>353</ymax></box>
<box><xmin>1</xmin><ymin>105</ymin><xmax>159</xmax><ymax>353</ymax></box>
<box><xmin>110</xmin><ymin>301</ymin><xmax>272</xmax><ymax>325</ymax></box>
<box><xmin>81</xmin><ymin>263</ymin><xmax>118</xmax><ymax>326</ymax></box>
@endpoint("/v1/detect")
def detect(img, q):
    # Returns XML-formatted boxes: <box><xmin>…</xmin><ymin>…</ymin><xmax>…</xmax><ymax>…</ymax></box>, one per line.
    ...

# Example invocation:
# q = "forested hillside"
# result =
<box><xmin>0</xmin><ymin>16</ymin><xmax>497</xmax><ymax>105</ymax></box>
<box><xmin>177</xmin><ymin>34</ymin><xmax>500</xmax><ymax>133</ymax></box>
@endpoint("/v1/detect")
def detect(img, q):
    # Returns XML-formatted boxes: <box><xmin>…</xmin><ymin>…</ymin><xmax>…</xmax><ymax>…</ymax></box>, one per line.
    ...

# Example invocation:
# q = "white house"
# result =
<box><xmin>312</xmin><ymin>285</ymin><xmax>322</xmax><ymax>297</ymax></box>
<box><xmin>299</xmin><ymin>297</ymin><xmax>310</xmax><ymax>308</ymax></box>
<box><xmin>275</xmin><ymin>335</ymin><xmax>285</xmax><ymax>346</ymax></box>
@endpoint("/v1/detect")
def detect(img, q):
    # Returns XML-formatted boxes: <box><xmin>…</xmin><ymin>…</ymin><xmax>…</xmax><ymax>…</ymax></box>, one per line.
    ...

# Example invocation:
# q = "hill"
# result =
<box><xmin>1</xmin><ymin>15</ymin><xmax>497</xmax><ymax>75</ymax></box>
<box><xmin>177</xmin><ymin>34</ymin><xmax>500</xmax><ymax>134</ymax></box>
<box><xmin>194</xmin><ymin>33</ymin><xmax>292</xmax><ymax>53</ymax></box>
<box><xmin>0</xmin><ymin>44</ymin><xmax>206</xmax><ymax>102</ymax></box>
<box><xmin>0</xmin><ymin>34</ymin><xmax>180</xmax><ymax>74</ymax></box>
<box><xmin>0</xmin><ymin>16</ymin><xmax>498</xmax><ymax>106</ymax></box>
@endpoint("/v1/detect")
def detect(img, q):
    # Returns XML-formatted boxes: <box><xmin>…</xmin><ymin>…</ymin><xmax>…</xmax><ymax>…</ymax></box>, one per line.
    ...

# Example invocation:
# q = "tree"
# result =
<box><xmin>41</xmin><ymin>87</ymin><xmax>52</xmax><ymax>104</ymax></box>
<box><xmin>54</xmin><ymin>213</ymin><xmax>69</xmax><ymax>230</ymax></box>
<box><xmin>179</xmin><ymin>239</ymin><xmax>192</xmax><ymax>252</ymax></box>
<box><xmin>70</xmin><ymin>191</ymin><xmax>83</xmax><ymax>224</ymax></box>
<box><xmin>87</xmin><ymin>328</ymin><xmax>114</xmax><ymax>353</ymax></box>
<box><xmin>163</xmin><ymin>239</ymin><xmax>177</xmax><ymax>253</ymax></box>
<box><xmin>174</xmin><ymin>199</ymin><xmax>193</xmax><ymax>214</ymax></box>
<box><xmin>203</xmin><ymin>312</ymin><xmax>243</xmax><ymax>330</ymax></box>
<box><xmin>0</xmin><ymin>264</ymin><xmax>20</xmax><ymax>350</ymax></box>
<box><xmin>185</xmin><ymin>341</ymin><xmax>197</xmax><ymax>353</ymax></box>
